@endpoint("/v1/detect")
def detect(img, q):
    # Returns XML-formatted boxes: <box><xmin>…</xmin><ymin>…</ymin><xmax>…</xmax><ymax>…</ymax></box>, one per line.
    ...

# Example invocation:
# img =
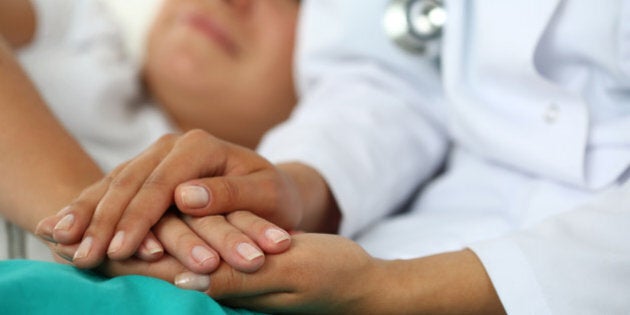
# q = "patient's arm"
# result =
<box><xmin>0</xmin><ymin>36</ymin><xmax>281</xmax><ymax>275</ymax></box>
<box><xmin>0</xmin><ymin>0</ymin><xmax>36</xmax><ymax>48</ymax></box>
<box><xmin>0</xmin><ymin>36</ymin><xmax>102</xmax><ymax>232</ymax></box>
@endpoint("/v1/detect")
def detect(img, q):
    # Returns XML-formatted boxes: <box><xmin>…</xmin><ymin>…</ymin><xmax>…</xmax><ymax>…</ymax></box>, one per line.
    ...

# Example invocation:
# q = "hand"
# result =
<box><xmin>37</xmin><ymin>208</ymin><xmax>291</xmax><ymax>274</ymax></box>
<box><xmin>35</xmin><ymin>129</ymin><xmax>301</xmax><ymax>270</ymax></box>
<box><xmin>177</xmin><ymin>234</ymin><xmax>506</xmax><ymax>315</ymax></box>
<box><xmin>180</xmin><ymin>234</ymin><xmax>386</xmax><ymax>314</ymax></box>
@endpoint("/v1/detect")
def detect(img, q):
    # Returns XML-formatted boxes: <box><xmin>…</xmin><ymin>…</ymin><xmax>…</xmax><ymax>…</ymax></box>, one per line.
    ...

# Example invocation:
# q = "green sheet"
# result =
<box><xmin>0</xmin><ymin>260</ymin><xmax>264</xmax><ymax>315</ymax></box>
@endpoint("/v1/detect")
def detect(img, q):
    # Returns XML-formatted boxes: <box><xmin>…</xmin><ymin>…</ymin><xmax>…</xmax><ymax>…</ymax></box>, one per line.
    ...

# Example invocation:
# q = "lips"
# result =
<box><xmin>184</xmin><ymin>11</ymin><xmax>237</xmax><ymax>55</ymax></box>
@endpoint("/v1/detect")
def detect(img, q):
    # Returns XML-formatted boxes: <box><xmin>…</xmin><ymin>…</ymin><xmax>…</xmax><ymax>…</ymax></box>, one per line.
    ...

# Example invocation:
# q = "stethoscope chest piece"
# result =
<box><xmin>384</xmin><ymin>0</ymin><xmax>446</xmax><ymax>56</ymax></box>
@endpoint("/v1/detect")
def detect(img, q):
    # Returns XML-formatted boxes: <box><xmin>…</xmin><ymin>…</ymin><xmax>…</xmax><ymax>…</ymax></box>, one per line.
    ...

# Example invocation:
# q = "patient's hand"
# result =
<box><xmin>35</xmin><ymin>130</ymin><xmax>297</xmax><ymax>273</ymax></box>
<box><xmin>39</xmin><ymin>209</ymin><xmax>290</xmax><ymax>274</ymax></box>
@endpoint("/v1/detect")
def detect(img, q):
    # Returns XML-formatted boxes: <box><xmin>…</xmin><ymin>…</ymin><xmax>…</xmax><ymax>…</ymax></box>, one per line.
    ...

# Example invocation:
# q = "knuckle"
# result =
<box><xmin>142</xmin><ymin>172</ymin><xmax>171</xmax><ymax>192</ymax></box>
<box><xmin>110</xmin><ymin>173</ymin><xmax>140</xmax><ymax>190</ymax></box>
<box><xmin>227</xmin><ymin>211</ymin><xmax>268</xmax><ymax>232</ymax></box>
<box><xmin>155</xmin><ymin>133</ymin><xmax>179</xmax><ymax>147</ymax></box>
<box><xmin>193</xmin><ymin>215</ymin><xmax>226</xmax><ymax>232</ymax></box>
<box><xmin>181</xmin><ymin>129</ymin><xmax>212</xmax><ymax>144</ymax></box>
<box><xmin>220</xmin><ymin>229</ymin><xmax>249</xmax><ymax>248</ymax></box>
<box><xmin>218</xmin><ymin>178</ymin><xmax>240</xmax><ymax>207</ymax></box>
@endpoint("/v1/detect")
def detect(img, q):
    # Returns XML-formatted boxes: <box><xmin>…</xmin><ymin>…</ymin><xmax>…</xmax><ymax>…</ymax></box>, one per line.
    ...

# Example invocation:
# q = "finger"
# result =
<box><xmin>35</xmin><ymin>213</ymin><xmax>63</xmax><ymax>243</ymax></box>
<box><xmin>51</xmin><ymin>242</ymin><xmax>79</xmax><ymax>264</ymax></box>
<box><xmin>175</xmin><ymin>260</ymin><xmax>284</xmax><ymax>299</ymax></box>
<box><xmin>184</xmin><ymin>215</ymin><xmax>265</xmax><ymax>273</ymax></box>
<box><xmin>49</xmin><ymin>174</ymin><xmax>114</xmax><ymax>245</ymax></box>
<box><xmin>75</xmin><ymin>136</ymin><xmax>176</xmax><ymax>267</ymax></box>
<box><xmin>226</xmin><ymin>211</ymin><xmax>291</xmax><ymax>254</ymax></box>
<box><xmin>104</xmin><ymin>131</ymin><xmax>229</xmax><ymax>260</ymax></box>
<box><xmin>175</xmin><ymin>171</ymin><xmax>301</xmax><ymax>229</ymax></box>
<box><xmin>100</xmin><ymin>254</ymin><xmax>188</xmax><ymax>283</ymax></box>
<box><xmin>134</xmin><ymin>231</ymin><xmax>164</xmax><ymax>262</ymax></box>
<box><xmin>110</xmin><ymin>130</ymin><xmax>281</xmax><ymax>259</ymax></box>
<box><xmin>152</xmin><ymin>213</ymin><xmax>220</xmax><ymax>274</ymax></box>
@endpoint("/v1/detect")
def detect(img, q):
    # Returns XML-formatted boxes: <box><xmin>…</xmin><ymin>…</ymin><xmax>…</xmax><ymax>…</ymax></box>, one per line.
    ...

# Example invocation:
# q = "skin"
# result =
<box><xmin>144</xmin><ymin>0</ymin><xmax>299</xmax><ymax>149</ymax></box>
<box><xmin>6</xmin><ymin>1</ymin><xmax>506</xmax><ymax>312</ymax></box>
<box><xmin>39</xmin><ymin>129</ymin><xmax>505</xmax><ymax>314</ymax></box>
<box><xmin>38</xmin><ymin>0</ymin><xmax>302</xmax><ymax>272</ymax></box>
<box><xmin>206</xmin><ymin>234</ymin><xmax>505</xmax><ymax>315</ymax></box>
<box><xmin>1</xmin><ymin>0</ymin><xmax>297</xmax><ymax>273</ymax></box>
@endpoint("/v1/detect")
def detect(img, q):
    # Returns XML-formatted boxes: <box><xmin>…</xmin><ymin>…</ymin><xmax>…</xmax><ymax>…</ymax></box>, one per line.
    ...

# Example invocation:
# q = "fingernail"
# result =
<box><xmin>181</xmin><ymin>186</ymin><xmax>209</xmax><ymax>209</ymax></box>
<box><xmin>56</xmin><ymin>250</ymin><xmax>74</xmax><ymax>263</ymax></box>
<box><xmin>192</xmin><ymin>245</ymin><xmax>215</xmax><ymax>265</ymax></box>
<box><xmin>54</xmin><ymin>214</ymin><xmax>75</xmax><ymax>231</ymax></box>
<box><xmin>73</xmin><ymin>236</ymin><xmax>93</xmax><ymax>261</ymax></box>
<box><xmin>236</xmin><ymin>243</ymin><xmax>263</xmax><ymax>261</ymax></box>
<box><xmin>36</xmin><ymin>222</ymin><xmax>56</xmax><ymax>243</ymax></box>
<box><xmin>265</xmin><ymin>228</ymin><xmax>290</xmax><ymax>244</ymax></box>
<box><xmin>174</xmin><ymin>272</ymin><xmax>211</xmax><ymax>291</ymax></box>
<box><xmin>108</xmin><ymin>231</ymin><xmax>125</xmax><ymax>254</ymax></box>
<box><xmin>144</xmin><ymin>238</ymin><xmax>163</xmax><ymax>255</ymax></box>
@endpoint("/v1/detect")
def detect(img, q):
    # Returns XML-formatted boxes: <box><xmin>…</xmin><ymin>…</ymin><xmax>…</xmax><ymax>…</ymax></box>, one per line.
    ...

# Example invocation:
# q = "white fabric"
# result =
<box><xmin>99</xmin><ymin>0</ymin><xmax>164</xmax><ymax>67</ymax></box>
<box><xmin>258</xmin><ymin>0</ymin><xmax>630</xmax><ymax>313</ymax></box>
<box><xmin>1</xmin><ymin>0</ymin><xmax>175</xmax><ymax>261</ymax></box>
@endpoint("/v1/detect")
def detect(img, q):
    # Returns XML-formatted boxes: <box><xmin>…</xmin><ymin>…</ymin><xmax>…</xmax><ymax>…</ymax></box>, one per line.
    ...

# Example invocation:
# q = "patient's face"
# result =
<box><xmin>144</xmin><ymin>0</ymin><xmax>299</xmax><ymax>148</ymax></box>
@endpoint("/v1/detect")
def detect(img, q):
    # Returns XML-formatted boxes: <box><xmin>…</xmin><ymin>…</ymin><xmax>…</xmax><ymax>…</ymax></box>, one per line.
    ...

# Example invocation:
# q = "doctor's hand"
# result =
<box><xmin>35</xmin><ymin>129</ymin><xmax>304</xmax><ymax>272</ymax></box>
<box><xmin>184</xmin><ymin>234</ymin><xmax>505</xmax><ymax>315</ymax></box>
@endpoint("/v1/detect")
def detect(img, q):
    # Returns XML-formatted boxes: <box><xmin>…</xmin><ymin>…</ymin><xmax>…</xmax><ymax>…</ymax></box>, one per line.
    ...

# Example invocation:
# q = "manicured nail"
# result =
<box><xmin>108</xmin><ymin>231</ymin><xmax>125</xmax><ymax>254</ymax></box>
<box><xmin>144</xmin><ymin>237</ymin><xmax>163</xmax><ymax>255</ymax></box>
<box><xmin>265</xmin><ymin>228</ymin><xmax>290</xmax><ymax>244</ymax></box>
<box><xmin>181</xmin><ymin>186</ymin><xmax>209</xmax><ymax>209</ymax></box>
<box><xmin>192</xmin><ymin>246</ymin><xmax>215</xmax><ymax>265</ymax></box>
<box><xmin>236</xmin><ymin>243</ymin><xmax>263</xmax><ymax>261</ymax></box>
<box><xmin>54</xmin><ymin>214</ymin><xmax>75</xmax><ymax>231</ymax></box>
<box><xmin>73</xmin><ymin>236</ymin><xmax>93</xmax><ymax>261</ymax></box>
<box><xmin>174</xmin><ymin>272</ymin><xmax>211</xmax><ymax>291</ymax></box>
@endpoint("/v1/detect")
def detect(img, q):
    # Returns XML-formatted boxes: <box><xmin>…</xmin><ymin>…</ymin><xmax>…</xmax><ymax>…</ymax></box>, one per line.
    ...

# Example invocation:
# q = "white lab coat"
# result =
<box><xmin>258</xmin><ymin>0</ymin><xmax>630</xmax><ymax>313</ymax></box>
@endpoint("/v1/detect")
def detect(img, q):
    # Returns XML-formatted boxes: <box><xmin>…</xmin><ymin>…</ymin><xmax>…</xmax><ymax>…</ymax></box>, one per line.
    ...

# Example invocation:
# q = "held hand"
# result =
<box><xmin>35</xmin><ymin>130</ymin><xmax>302</xmax><ymax>270</ymax></box>
<box><xmin>178</xmin><ymin>234</ymin><xmax>386</xmax><ymax>314</ymax></box>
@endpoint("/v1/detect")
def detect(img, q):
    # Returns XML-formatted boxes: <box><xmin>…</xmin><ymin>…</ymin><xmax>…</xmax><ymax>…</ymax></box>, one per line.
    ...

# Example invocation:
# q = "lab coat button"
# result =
<box><xmin>544</xmin><ymin>103</ymin><xmax>560</xmax><ymax>124</ymax></box>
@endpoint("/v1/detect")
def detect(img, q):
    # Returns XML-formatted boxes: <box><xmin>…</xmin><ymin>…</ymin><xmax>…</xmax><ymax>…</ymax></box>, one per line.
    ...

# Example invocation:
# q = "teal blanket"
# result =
<box><xmin>0</xmin><ymin>260</ymin><xmax>263</xmax><ymax>315</ymax></box>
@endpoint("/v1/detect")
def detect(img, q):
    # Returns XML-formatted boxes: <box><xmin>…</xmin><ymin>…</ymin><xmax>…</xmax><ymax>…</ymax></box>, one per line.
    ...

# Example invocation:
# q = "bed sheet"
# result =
<box><xmin>0</xmin><ymin>260</ymin><xmax>265</xmax><ymax>315</ymax></box>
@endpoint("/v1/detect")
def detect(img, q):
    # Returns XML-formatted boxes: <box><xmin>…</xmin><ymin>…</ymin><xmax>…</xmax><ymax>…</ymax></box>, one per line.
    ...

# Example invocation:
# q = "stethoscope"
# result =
<box><xmin>384</xmin><ymin>0</ymin><xmax>446</xmax><ymax>57</ymax></box>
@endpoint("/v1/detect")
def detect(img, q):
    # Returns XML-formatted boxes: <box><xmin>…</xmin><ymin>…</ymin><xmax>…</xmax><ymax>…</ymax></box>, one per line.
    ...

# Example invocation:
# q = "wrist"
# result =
<box><xmin>363</xmin><ymin>250</ymin><xmax>505</xmax><ymax>315</ymax></box>
<box><xmin>276</xmin><ymin>162</ymin><xmax>340</xmax><ymax>233</ymax></box>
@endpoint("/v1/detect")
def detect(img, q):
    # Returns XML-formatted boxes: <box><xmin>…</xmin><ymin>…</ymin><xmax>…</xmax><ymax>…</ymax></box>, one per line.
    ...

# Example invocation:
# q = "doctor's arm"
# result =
<box><xmin>181</xmin><ymin>233</ymin><xmax>505</xmax><ymax>315</ymax></box>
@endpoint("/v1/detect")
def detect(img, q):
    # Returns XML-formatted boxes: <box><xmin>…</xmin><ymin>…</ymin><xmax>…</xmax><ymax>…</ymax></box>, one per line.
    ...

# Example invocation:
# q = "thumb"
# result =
<box><xmin>174</xmin><ymin>173</ymin><xmax>300</xmax><ymax>229</ymax></box>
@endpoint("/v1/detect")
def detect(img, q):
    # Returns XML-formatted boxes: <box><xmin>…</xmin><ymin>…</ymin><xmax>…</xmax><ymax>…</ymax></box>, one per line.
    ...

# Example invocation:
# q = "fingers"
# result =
<box><xmin>100</xmin><ymin>254</ymin><xmax>188</xmax><ymax>284</ymax></box>
<box><xmin>152</xmin><ymin>213</ymin><xmax>220</xmax><ymax>274</ymax></box>
<box><xmin>35</xmin><ymin>176</ymin><xmax>111</xmax><ymax>245</ymax></box>
<box><xmin>73</xmin><ymin>134</ymin><xmax>181</xmax><ymax>266</ymax></box>
<box><xmin>102</xmin><ymin>131</ymin><xmax>235</xmax><ymax>260</ymax></box>
<box><xmin>225</xmin><ymin>211</ymin><xmax>291</xmax><ymax>254</ymax></box>
<box><xmin>183</xmin><ymin>214</ymin><xmax>265</xmax><ymax>273</ymax></box>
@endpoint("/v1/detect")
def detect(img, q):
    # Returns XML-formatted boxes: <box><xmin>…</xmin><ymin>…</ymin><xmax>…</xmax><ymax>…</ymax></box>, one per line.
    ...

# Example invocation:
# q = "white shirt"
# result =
<box><xmin>258</xmin><ymin>0</ymin><xmax>630</xmax><ymax>313</ymax></box>
<box><xmin>0</xmin><ymin>0</ymin><xmax>174</xmax><ymax>261</ymax></box>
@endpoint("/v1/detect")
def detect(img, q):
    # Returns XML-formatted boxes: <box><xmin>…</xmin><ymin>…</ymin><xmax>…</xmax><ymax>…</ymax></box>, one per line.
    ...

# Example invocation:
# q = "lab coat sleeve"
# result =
<box><xmin>257</xmin><ymin>0</ymin><xmax>449</xmax><ymax>237</ymax></box>
<box><xmin>469</xmin><ymin>180</ymin><xmax>630</xmax><ymax>314</ymax></box>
